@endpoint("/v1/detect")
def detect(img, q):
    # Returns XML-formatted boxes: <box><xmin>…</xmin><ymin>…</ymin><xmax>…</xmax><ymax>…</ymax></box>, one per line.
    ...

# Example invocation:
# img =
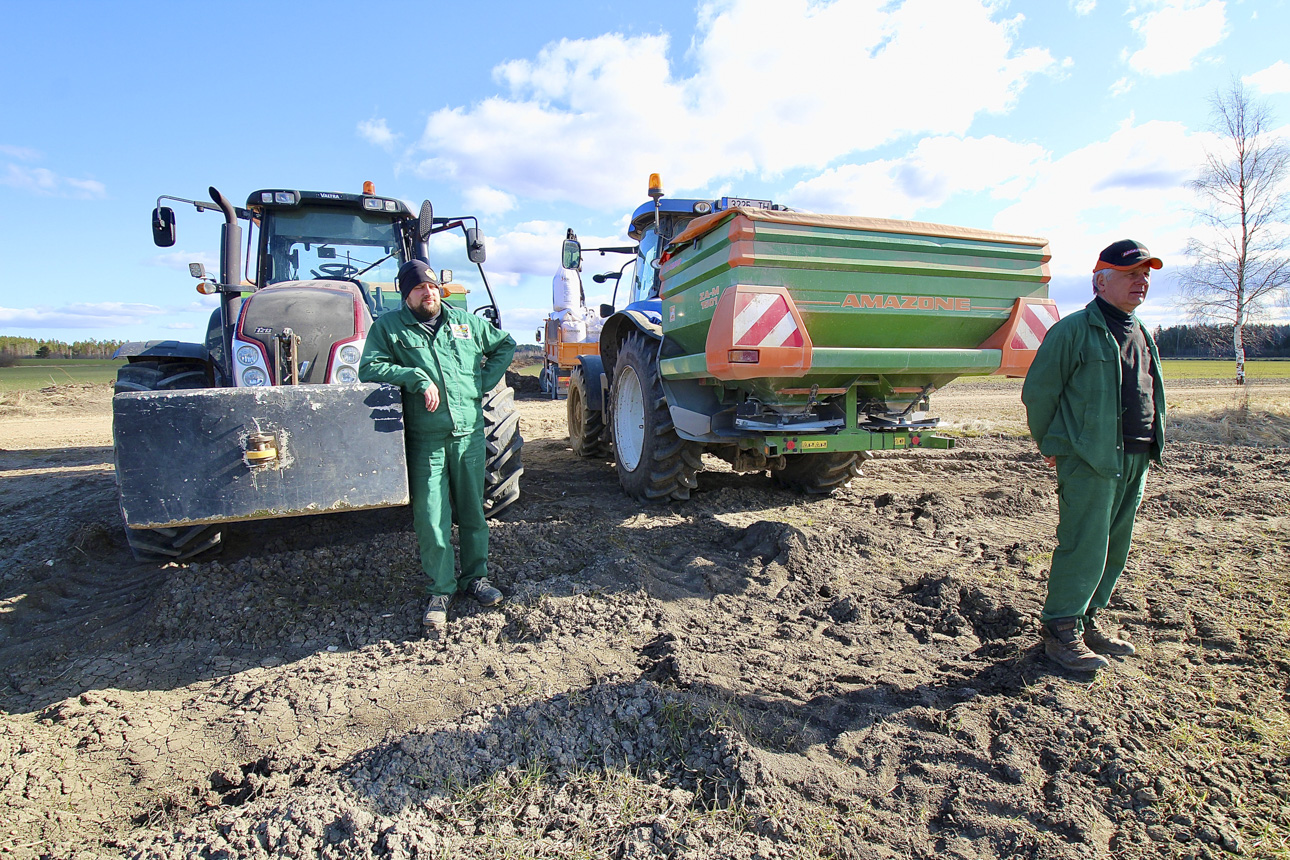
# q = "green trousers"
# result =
<box><xmin>407</xmin><ymin>431</ymin><xmax>489</xmax><ymax>597</ymax></box>
<box><xmin>1042</xmin><ymin>450</ymin><xmax>1151</xmax><ymax>625</ymax></box>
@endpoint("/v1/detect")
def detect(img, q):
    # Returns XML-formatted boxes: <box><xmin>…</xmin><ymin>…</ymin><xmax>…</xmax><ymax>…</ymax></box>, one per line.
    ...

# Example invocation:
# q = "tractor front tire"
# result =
<box><xmin>482</xmin><ymin>379</ymin><xmax>524</xmax><ymax>517</ymax></box>
<box><xmin>113</xmin><ymin>360</ymin><xmax>223</xmax><ymax>562</ymax></box>
<box><xmin>610</xmin><ymin>332</ymin><xmax>703</xmax><ymax>502</ymax></box>
<box><xmin>772</xmin><ymin>452</ymin><xmax>866</xmax><ymax>495</ymax></box>
<box><xmin>567</xmin><ymin>365</ymin><xmax>609</xmax><ymax>458</ymax></box>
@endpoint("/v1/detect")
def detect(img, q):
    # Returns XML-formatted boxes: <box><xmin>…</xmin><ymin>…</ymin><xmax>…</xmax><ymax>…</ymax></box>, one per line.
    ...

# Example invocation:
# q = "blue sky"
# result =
<box><xmin>2</xmin><ymin>0</ymin><xmax>1288</xmax><ymax>346</ymax></box>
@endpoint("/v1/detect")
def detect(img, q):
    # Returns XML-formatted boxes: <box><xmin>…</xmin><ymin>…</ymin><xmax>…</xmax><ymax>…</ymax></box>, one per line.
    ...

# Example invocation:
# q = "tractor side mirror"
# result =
<box><xmin>418</xmin><ymin>200</ymin><xmax>434</xmax><ymax>240</ymax></box>
<box><xmin>535</xmin><ymin>329</ymin><xmax>542</xmax><ymax>343</ymax></box>
<box><xmin>152</xmin><ymin>207</ymin><xmax>176</xmax><ymax>247</ymax></box>
<box><xmin>561</xmin><ymin>238</ymin><xmax>582</xmax><ymax>270</ymax></box>
<box><xmin>465</xmin><ymin>227</ymin><xmax>486</xmax><ymax>264</ymax></box>
<box><xmin>600</xmin><ymin>303</ymin><xmax>614</xmax><ymax>318</ymax></box>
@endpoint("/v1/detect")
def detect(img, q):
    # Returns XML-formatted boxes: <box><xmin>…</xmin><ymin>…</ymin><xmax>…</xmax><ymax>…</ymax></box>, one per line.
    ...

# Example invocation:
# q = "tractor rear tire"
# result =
<box><xmin>610</xmin><ymin>332</ymin><xmax>703</xmax><ymax>502</ymax></box>
<box><xmin>113</xmin><ymin>360</ymin><xmax>224</xmax><ymax>562</ymax></box>
<box><xmin>482</xmin><ymin>379</ymin><xmax>523</xmax><ymax>517</ymax></box>
<box><xmin>772</xmin><ymin>452</ymin><xmax>865</xmax><ymax>495</ymax></box>
<box><xmin>567</xmin><ymin>365</ymin><xmax>609</xmax><ymax>458</ymax></box>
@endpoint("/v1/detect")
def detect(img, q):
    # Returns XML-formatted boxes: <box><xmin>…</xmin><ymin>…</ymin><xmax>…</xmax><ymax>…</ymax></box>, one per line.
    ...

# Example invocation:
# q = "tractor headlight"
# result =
<box><xmin>237</xmin><ymin>345</ymin><xmax>261</xmax><ymax>366</ymax></box>
<box><xmin>338</xmin><ymin>345</ymin><xmax>361</xmax><ymax>365</ymax></box>
<box><xmin>335</xmin><ymin>366</ymin><xmax>359</xmax><ymax>383</ymax></box>
<box><xmin>242</xmin><ymin>367</ymin><xmax>268</xmax><ymax>387</ymax></box>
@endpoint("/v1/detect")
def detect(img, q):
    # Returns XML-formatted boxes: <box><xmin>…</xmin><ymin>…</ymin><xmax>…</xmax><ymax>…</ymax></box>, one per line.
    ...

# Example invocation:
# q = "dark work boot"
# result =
<box><xmin>1084</xmin><ymin>615</ymin><xmax>1136</xmax><ymax>656</ymax></box>
<box><xmin>1041</xmin><ymin>618</ymin><xmax>1110</xmax><ymax>672</ymax></box>
<box><xmin>464</xmin><ymin>577</ymin><xmax>504</xmax><ymax>607</ymax></box>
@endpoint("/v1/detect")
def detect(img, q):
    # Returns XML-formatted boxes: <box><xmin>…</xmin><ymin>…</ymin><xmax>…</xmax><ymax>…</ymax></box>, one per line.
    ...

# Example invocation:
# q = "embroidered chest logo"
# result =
<box><xmin>450</xmin><ymin>323</ymin><xmax>471</xmax><ymax>339</ymax></box>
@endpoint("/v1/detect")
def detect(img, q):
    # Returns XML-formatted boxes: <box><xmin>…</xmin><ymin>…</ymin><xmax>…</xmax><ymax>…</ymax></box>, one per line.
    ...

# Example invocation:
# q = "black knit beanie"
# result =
<box><xmin>397</xmin><ymin>260</ymin><xmax>439</xmax><ymax>300</ymax></box>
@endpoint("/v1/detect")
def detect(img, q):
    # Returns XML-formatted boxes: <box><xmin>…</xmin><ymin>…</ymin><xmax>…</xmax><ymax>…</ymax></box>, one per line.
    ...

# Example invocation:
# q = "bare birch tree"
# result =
<box><xmin>1180</xmin><ymin>80</ymin><xmax>1290</xmax><ymax>384</ymax></box>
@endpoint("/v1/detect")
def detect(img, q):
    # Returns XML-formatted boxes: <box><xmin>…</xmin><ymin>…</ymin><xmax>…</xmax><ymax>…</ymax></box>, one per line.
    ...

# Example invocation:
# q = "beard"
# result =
<box><xmin>407</xmin><ymin>295</ymin><xmax>441</xmax><ymax>321</ymax></box>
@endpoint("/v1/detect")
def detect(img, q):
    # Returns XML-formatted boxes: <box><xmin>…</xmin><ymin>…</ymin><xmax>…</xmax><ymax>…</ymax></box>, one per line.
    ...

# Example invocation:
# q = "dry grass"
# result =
<box><xmin>1167</xmin><ymin>386</ymin><xmax>1290</xmax><ymax>446</ymax></box>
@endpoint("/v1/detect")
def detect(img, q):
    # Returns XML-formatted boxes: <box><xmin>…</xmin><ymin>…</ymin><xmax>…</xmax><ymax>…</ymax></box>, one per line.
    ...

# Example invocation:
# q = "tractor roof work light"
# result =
<box><xmin>258</xmin><ymin>191</ymin><xmax>298</xmax><ymax>205</ymax></box>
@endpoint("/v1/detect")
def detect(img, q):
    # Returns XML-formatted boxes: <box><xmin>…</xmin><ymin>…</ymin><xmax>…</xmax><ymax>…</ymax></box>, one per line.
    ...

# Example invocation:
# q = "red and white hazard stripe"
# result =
<box><xmin>1011</xmin><ymin>301</ymin><xmax>1060</xmax><ymax>350</ymax></box>
<box><xmin>733</xmin><ymin>293</ymin><xmax>804</xmax><ymax>348</ymax></box>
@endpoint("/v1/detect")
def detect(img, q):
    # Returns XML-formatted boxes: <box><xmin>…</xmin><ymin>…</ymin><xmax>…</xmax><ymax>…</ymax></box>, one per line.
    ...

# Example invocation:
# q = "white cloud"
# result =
<box><xmin>487</xmin><ymin>220</ymin><xmax>576</xmax><ymax>280</ymax></box>
<box><xmin>1110</xmin><ymin>76</ymin><xmax>1134</xmax><ymax>97</ymax></box>
<box><xmin>0</xmin><ymin>144</ymin><xmax>40</xmax><ymax>160</ymax></box>
<box><xmin>358</xmin><ymin>118</ymin><xmax>397</xmax><ymax>148</ymax></box>
<box><xmin>1126</xmin><ymin>0</ymin><xmax>1227</xmax><ymax>77</ymax></box>
<box><xmin>2</xmin><ymin>164</ymin><xmax>106</xmax><ymax>198</ymax></box>
<box><xmin>789</xmin><ymin>135</ymin><xmax>1049</xmax><ymax>218</ymax></box>
<box><xmin>1070</xmin><ymin>0</ymin><xmax>1096</xmax><ymax>14</ymax></box>
<box><xmin>1244</xmin><ymin>60</ymin><xmax>1290</xmax><ymax>95</ymax></box>
<box><xmin>410</xmin><ymin>0</ymin><xmax>1058</xmax><ymax>211</ymax></box>
<box><xmin>0</xmin><ymin>302</ymin><xmax>173</xmax><ymax>329</ymax></box>
<box><xmin>986</xmin><ymin>117</ymin><xmax>1203</xmax><ymax>315</ymax></box>
<box><xmin>462</xmin><ymin>185</ymin><xmax>517</xmax><ymax>216</ymax></box>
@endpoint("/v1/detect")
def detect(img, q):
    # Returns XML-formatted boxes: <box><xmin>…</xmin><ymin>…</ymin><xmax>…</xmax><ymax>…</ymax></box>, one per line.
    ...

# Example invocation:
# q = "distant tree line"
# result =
<box><xmin>0</xmin><ymin>336</ymin><xmax>124</xmax><ymax>360</ymax></box>
<box><xmin>1153</xmin><ymin>323</ymin><xmax>1290</xmax><ymax>358</ymax></box>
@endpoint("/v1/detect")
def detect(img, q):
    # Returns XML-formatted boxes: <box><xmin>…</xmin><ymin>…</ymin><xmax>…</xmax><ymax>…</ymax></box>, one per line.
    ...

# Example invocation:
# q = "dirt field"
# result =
<box><xmin>2</xmin><ymin>379</ymin><xmax>1288</xmax><ymax>859</ymax></box>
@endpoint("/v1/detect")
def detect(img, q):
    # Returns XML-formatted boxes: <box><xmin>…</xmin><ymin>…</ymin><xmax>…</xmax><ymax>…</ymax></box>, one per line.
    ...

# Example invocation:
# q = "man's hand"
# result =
<box><xmin>1042</xmin><ymin>454</ymin><xmax>1056</xmax><ymax>468</ymax></box>
<box><xmin>423</xmin><ymin>383</ymin><xmax>440</xmax><ymax>412</ymax></box>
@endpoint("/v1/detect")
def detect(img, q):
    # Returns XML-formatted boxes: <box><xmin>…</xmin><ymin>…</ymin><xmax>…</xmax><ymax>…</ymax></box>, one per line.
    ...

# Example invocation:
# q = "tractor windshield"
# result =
<box><xmin>260</xmin><ymin>207</ymin><xmax>404</xmax><ymax>292</ymax></box>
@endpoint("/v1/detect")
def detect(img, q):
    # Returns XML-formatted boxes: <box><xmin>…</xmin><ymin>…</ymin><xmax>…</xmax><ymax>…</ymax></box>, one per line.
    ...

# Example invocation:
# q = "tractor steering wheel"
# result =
<box><xmin>311</xmin><ymin>263</ymin><xmax>360</xmax><ymax>280</ymax></box>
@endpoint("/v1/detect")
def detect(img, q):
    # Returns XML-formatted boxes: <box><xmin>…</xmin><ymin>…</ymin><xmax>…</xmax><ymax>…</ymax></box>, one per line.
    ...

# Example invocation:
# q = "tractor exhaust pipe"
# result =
<box><xmin>208</xmin><ymin>186</ymin><xmax>241</xmax><ymax>287</ymax></box>
<box><xmin>209</xmin><ymin>186</ymin><xmax>243</xmax><ymax>384</ymax></box>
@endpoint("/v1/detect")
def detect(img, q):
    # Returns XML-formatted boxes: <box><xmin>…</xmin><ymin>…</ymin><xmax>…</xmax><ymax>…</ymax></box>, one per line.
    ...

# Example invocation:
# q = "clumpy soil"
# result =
<box><xmin>1</xmin><ymin>380</ymin><xmax>1288</xmax><ymax>859</ymax></box>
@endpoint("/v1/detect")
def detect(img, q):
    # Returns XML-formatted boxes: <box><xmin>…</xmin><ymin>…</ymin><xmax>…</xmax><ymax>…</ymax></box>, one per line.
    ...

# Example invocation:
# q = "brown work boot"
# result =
<box><xmin>1041</xmin><ymin>618</ymin><xmax>1109</xmax><ymax>672</ymax></box>
<box><xmin>1084</xmin><ymin>615</ymin><xmax>1135</xmax><ymax>656</ymax></box>
<box><xmin>423</xmin><ymin>594</ymin><xmax>451</xmax><ymax>637</ymax></box>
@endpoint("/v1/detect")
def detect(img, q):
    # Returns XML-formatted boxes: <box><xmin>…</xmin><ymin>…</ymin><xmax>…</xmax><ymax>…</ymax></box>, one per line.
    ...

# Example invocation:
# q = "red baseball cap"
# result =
<box><xmin>1094</xmin><ymin>239</ymin><xmax>1163</xmax><ymax>272</ymax></box>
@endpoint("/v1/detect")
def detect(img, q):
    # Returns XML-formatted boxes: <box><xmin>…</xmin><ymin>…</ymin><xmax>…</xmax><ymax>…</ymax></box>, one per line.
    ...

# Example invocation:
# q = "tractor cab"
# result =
<box><xmin>247</xmin><ymin>188</ymin><xmax>419</xmax><ymax>317</ymax></box>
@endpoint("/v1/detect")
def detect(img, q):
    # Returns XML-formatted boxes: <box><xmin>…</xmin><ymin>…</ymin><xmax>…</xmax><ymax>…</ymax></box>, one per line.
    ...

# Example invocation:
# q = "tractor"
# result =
<box><xmin>112</xmin><ymin>183</ymin><xmax>523</xmax><ymax>560</ymax></box>
<box><xmin>562</xmin><ymin>174</ymin><xmax>1056</xmax><ymax>502</ymax></box>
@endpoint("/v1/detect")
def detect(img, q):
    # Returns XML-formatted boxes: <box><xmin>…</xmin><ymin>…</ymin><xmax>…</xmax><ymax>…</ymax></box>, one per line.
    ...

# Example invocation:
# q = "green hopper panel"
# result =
<box><xmin>657</xmin><ymin>209</ymin><xmax>1050</xmax><ymax>400</ymax></box>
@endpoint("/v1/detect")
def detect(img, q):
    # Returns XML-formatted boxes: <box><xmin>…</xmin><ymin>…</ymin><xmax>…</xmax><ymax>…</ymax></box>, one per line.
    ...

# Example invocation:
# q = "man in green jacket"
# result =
<box><xmin>1021</xmin><ymin>240</ymin><xmax>1167</xmax><ymax>672</ymax></box>
<box><xmin>360</xmin><ymin>260</ymin><xmax>517</xmax><ymax>636</ymax></box>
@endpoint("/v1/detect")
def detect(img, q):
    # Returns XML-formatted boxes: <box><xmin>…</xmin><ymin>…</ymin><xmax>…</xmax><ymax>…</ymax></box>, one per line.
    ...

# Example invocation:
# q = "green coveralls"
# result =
<box><xmin>1020</xmin><ymin>299</ymin><xmax>1166</xmax><ymax>626</ymax></box>
<box><xmin>359</xmin><ymin>304</ymin><xmax>516</xmax><ymax>597</ymax></box>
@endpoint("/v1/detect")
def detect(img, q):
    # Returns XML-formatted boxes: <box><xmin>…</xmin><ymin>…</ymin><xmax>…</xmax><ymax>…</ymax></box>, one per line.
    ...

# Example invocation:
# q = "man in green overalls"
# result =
<box><xmin>1022</xmin><ymin>240</ymin><xmax>1167</xmax><ymax>672</ymax></box>
<box><xmin>360</xmin><ymin>260</ymin><xmax>516</xmax><ymax>636</ymax></box>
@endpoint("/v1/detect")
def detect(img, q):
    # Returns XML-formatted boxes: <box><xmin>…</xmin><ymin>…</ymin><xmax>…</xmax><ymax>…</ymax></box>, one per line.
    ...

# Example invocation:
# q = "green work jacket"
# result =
<box><xmin>359</xmin><ymin>304</ymin><xmax>516</xmax><ymax>439</ymax></box>
<box><xmin>1021</xmin><ymin>298</ymin><xmax>1166</xmax><ymax>478</ymax></box>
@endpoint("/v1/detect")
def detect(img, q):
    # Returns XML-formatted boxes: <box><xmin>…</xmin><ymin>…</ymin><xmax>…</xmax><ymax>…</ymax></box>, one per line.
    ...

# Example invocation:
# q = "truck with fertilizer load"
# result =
<box><xmin>536</xmin><ymin>263</ymin><xmax>603</xmax><ymax>398</ymax></box>
<box><xmin>561</xmin><ymin>175</ymin><xmax>1056</xmax><ymax>501</ymax></box>
<box><xmin>111</xmin><ymin>182</ymin><xmax>523</xmax><ymax>560</ymax></box>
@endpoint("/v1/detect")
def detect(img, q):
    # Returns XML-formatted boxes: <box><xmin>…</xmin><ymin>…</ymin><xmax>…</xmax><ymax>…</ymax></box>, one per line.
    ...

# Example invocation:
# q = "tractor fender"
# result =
<box><xmin>574</xmin><ymin>354</ymin><xmax>606</xmax><ymax>412</ymax></box>
<box><xmin>599</xmin><ymin>309</ymin><xmax>661</xmax><ymax>382</ymax></box>
<box><xmin>114</xmin><ymin>340</ymin><xmax>211</xmax><ymax>363</ymax></box>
